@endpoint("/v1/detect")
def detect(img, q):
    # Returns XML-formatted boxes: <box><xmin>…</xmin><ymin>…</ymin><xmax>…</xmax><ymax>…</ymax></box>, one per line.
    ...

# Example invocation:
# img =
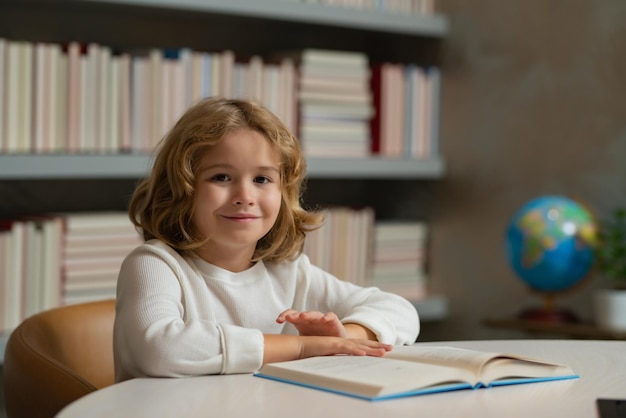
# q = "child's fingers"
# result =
<box><xmin>275</xmin><ymin>308</ymin><xmax>299</xmax><ymax>323</ymax></box>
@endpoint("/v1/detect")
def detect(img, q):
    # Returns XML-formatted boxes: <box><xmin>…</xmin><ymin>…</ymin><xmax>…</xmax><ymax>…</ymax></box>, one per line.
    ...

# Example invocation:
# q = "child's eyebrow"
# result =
<box><xmin>200</xmin><ymin>163</ymin><xmax>232</xmax><ymax>171</ymax></box>
<box><xmin>257</xmin><ymin>166</ymin><xmax>281</xmax><ymax>174</ymax></box>
<box><xmin>199</xmin><ymin>163</ymin><xmax>280</xmax><ymax>174</ymax></box>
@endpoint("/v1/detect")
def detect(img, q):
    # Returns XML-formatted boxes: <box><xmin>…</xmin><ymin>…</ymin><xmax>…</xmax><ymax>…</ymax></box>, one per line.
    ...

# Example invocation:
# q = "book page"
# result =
<box><xmin>257</xmin><ymin>355</ymin><xmax>477</xmax><ymax>398</ymax></box>
<box><xmin>480</xmin><ymin>356</ymin><xmax>575</xmax><ymax>384</ymax></box>
<box><xmin>385</xmin><ymin>345</ymin><xmax>501</xmax><ymax>374</ymax></box>
<box><xmin>385</xmin><ymin>346</ymin><xmax>575</xmax><ymax>384</ymax></box>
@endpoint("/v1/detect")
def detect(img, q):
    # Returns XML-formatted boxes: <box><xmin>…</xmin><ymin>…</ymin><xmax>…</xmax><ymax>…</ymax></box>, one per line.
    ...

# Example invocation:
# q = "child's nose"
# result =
<box><xmin>232</xmin><ymin>182</ymin><xmax>254</xmax><ymax>206</ymax></box>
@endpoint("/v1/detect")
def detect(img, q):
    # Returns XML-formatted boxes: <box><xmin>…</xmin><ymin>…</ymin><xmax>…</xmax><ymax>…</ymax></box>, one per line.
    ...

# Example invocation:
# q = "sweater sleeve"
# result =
<box><xmin>113</xmin><ymin>243</ymin><xmax>264</xmax><ymax>381</ymax></box>
<box><xmin>294</xmin><ymin>258</ymin><xmax>420</xmax><ymax>345</ymax></box>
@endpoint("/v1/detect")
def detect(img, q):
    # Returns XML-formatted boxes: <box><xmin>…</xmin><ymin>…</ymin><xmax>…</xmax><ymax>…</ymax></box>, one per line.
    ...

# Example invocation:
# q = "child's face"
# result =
<box><xmin>192</xmin><ymin>128</ymin><xmax>282</xmax><ymax>263</ymax></box>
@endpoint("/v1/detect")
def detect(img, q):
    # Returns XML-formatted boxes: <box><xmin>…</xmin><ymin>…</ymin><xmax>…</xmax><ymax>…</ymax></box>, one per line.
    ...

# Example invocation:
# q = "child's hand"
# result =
<box><xmin>298</xmin><ymin>336</ymin><xmax>392</xmax><ymax>358</ymax></box>
<box><xmin>276</xmin><ymin>309</ymin><xmax>347</xmax><ymax>337</ymax></box>
<box><xmin>263</xmin><ymin>334</ymin><xmax>393</xmax><ymax>364</ymax></box>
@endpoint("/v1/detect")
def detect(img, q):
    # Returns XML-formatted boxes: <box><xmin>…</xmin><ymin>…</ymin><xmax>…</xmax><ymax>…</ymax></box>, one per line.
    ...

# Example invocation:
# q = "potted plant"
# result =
<box><xmin>594</xmin><ymin>208</ymin><xmax>626</xmax><ymax>331</ymax></box>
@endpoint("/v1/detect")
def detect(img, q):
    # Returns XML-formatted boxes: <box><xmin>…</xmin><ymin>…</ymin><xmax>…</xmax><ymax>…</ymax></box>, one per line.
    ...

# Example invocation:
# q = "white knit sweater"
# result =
<box><xmin>113</xmin><ymin>239</ymin><xmax>420</xmax><ymax>381</ymax></box>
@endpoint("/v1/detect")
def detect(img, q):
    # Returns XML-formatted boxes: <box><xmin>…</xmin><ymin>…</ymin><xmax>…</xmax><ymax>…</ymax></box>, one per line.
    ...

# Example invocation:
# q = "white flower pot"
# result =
<box><xmin>593</xmin><ymin>288</ymin><xmax>626</xmax><ymax>331</ymax></box>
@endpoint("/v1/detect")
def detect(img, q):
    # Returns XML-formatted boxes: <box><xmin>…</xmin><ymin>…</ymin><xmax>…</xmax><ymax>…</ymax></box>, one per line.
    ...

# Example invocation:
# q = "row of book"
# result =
<box><xmin>0</xmin><ymin>40</ymin><xmax>297</xmax><ymax>155</ymax></box>
<box><xmin>372</xmin><ymin>63</ymin><xmax>441</xmax><ymax>159</ymax></box>
<box><xmin>286</xmin><ymin>0</ymin><xmax>435</xmax><ymax>15</ymax></box>
<box><xmin>0</xmin><ymin>209</ymin><xmax>429</xmax><ymax>334</ymax></box>
<box><xmin>0</xmin><ymin>39</ymin><xmax>441</xmax><ymax>159</ymax></box>
<box><xmin>303</xmin><ymin>206</ymin><xmax>429</xmax><ymax>300</ymax></box>
<box><xmin>0</xmin><ymin>212</ymin><xmax>142</xmax><ymax>334</ymax></box>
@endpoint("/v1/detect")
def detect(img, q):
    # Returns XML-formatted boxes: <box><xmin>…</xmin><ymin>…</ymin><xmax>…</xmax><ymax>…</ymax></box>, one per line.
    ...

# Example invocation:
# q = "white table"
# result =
<box><xmin>56</xmin><ymin>340</ymin><xmax>626</xmax><ymax>418</ymax></box>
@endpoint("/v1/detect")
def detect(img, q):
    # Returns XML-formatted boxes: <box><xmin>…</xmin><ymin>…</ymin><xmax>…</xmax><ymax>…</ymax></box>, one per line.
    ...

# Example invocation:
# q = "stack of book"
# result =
<box><xmin>292</xmin><ymin>49</ymin><xmax>374</xmax><ymax>158</ymax></box>
<box><xmin>62</xmin><ymin>212</ymin><xmax>143</xmax><ymax>305</ymax></box>
<box><xmin>303</xmin><ymin>206</ymin><xmax>375</xmax><ymax>286</ymax></box>
<box><xmin>368</xmin><ymin>221</ymin><xmax>428</xmax><ymax>301</ymax></box>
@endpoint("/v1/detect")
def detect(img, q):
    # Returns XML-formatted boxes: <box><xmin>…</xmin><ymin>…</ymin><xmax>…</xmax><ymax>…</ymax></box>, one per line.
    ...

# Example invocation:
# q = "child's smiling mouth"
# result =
<box><xmin>222</xmin><ymin>213</ymin><xmax>260</xmax><ymax>222</ymax></box>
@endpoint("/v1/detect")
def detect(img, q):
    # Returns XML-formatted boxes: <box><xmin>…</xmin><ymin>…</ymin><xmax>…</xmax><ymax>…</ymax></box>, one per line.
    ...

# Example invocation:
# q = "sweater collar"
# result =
<box><xmin>190</xmin><ymin>255</ymin><xmax>267</xmax><ymax>284</ymax></box>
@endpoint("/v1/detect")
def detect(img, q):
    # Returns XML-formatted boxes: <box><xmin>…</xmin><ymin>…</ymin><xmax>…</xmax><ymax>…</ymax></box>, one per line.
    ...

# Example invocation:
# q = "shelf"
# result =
<box><xmin>0</xmin><ymin>155</ymin><xmax>445</xmax><ymax>180</ymax></box>
<box><xmin>483</xmin><ymin>317</ymin><xmax>626</xmax><ymax>340</ymax></box>
<box><xmin>76</xmin><ymin>0</ymin><xmax>449</xmax><ymax>37</ymax></box>
<box><xmin>308</xmin><ymin>157</ymin><xmax>445</xmax><ymax>179</ymax></box>
<box><xmin>0</xmin><ymin>155</ymin><xmax>153</xmax><ymax>179</ymax></box>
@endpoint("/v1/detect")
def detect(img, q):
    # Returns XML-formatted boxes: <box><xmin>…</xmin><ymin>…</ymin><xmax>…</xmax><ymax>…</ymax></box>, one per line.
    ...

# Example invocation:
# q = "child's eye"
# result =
<box><xmin>254</xmin><ymin>176</ymin><xmax>271</xmax><ymax>184</ymax></box>
<box><xmin>211</xmin><ymin>174</ymin><xmax>230</xmax><ymax>182</ymax></box>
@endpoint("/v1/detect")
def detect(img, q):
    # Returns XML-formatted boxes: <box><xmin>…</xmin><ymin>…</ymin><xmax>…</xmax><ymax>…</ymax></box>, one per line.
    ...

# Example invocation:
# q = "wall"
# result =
<box><xmin>427</xmin><ymin>0</ymin><xmax>626</xmax><ymax>340</ymax></box>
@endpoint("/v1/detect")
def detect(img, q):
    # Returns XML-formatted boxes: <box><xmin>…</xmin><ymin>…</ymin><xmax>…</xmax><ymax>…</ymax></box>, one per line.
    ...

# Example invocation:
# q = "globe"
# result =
<box><xmin>505</xmin><ymin>195</ymin><xmax>599</xmax><ymax>321</ymax></box>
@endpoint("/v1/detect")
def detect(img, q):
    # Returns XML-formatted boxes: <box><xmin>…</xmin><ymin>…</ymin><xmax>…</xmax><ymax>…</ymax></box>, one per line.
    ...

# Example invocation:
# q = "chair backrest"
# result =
<box><xmin>3</xmin><ymin>299</ymin><xmax>116</xmax><ymax>418</ymax></box>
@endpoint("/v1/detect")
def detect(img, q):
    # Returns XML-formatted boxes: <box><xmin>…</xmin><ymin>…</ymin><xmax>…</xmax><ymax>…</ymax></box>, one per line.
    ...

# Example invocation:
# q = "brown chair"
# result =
<box><xmin>3</xmin><ymin>299</ymin><xmax>116</xmax><ymax>418</ymax></box>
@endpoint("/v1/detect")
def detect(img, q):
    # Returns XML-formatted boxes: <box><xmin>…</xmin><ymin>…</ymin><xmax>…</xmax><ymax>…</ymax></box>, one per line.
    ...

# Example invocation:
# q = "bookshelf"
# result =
<box><xmin>483</xmin><ymin>317</ymin><xmax>626</xmax><ymax>340</ymax></box>
<box><xmin>0</xmin><ymin>1</ymin><xmax>449</xmax><ymax>345</ymax></box>
<box><xmin>0</xmin><ymin>0</ymin><xmax>449</xmax><ymax>199</ymax></box>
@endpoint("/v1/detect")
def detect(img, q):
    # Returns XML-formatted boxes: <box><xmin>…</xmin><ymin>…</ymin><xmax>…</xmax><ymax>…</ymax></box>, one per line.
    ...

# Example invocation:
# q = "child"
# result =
<box><xmin>113</xmin><ymin>97</ymin><xmax>420</xmax><ymax>381</ymax></box>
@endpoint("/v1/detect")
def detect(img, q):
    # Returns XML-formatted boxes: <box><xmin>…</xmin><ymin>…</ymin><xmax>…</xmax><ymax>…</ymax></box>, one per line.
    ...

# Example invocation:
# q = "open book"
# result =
<box><xmin>254</xmin><ymin>345</ymin><xmax>578</xmax><ymax>401</ymax></box>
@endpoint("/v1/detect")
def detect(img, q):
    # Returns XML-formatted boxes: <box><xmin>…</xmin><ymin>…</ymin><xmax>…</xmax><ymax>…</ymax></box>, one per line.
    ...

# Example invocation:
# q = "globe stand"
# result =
<box><xmin>518</xmin><ymin>294</ymin><xmax>580</xmax><ymax>324</ymax></box>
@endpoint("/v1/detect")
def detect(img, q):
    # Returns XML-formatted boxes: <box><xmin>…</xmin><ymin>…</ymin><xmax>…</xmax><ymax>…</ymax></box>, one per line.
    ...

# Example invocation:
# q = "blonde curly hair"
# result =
<box><xmin>128</xmin><ymin>97</ymin><xmax>324</xmax><ymax>262</ymax></box>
